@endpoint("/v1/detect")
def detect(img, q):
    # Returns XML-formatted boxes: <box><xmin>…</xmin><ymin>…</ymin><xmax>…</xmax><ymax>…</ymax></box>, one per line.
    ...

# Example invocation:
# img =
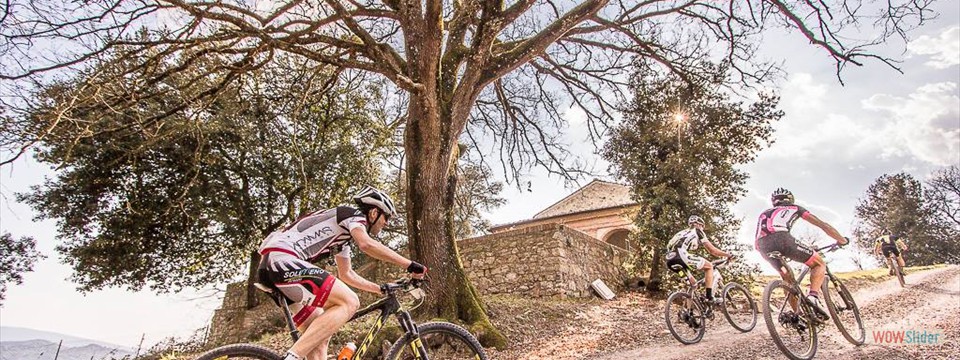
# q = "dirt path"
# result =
<box><xmin>596</xmin><ymin>265</ymin><xmax>960</xmax><ymax>360</ymax></box>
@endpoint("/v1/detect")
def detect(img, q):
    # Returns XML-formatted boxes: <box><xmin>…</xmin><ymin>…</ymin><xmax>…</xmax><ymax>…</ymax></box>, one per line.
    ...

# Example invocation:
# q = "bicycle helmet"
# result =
<box><xmin>688</xmin><ymin>215</ymin><xmax>705</xmax><ymax>226</ymax></box>
<box><xmin>353</xmin><ymin>186</ymin><xmax>398</xmax><ymax>218</ymax></box>
<box><xmin>771</xmin><ymin>188</ymin><xmax>794</xmax><ymax>205</ymax></box>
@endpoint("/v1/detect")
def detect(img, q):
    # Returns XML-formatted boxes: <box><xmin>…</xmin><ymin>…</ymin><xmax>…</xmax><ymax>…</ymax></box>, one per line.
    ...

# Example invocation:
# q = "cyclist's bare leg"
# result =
<box><xmin>807</xmin><ymin>255</ymin><xmax>826</xmax><ymax>296</ymax></box>
<box><xmin>293</xmin><ymin>310</ymin><xmax>327</xmax><ymax>360</ymax></box>
<box><xmin>896</xmin><ymin>254</ymin><xmax>906</xmax><ymax>269</ymax></box>
<box><xmin>288</xmin><ymin>280</ymin><xmax>360</xmax><ymax>358</ymax></box>
<box><xmin>300</xmin><ymin>337</ymin><xmax>329</xmax><ymax>360</ymax></box>
<box><xmin>701</xmin><ymin>261</ymin><xmax>715</xmax><ymax>298</ymax></box>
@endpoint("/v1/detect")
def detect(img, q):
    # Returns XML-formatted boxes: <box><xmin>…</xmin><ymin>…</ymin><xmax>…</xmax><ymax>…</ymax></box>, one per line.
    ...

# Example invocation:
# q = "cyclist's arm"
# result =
<box><xmin>801</xmin><ymin>213</ymin><xmax>847</xmax><ymax>245</ymax></box>
<box><xmin>350</xmin><ymin>227</ymin><xmax>412</xmax><ymax>269</ymax></box>
<box><xmin>896</xmin><ymin>239</ymin><xmax>908</xmax><ymax>251</ymax></box>
<box><xmin>702</xmin><ymin>240</ymin><xmax>730</xmax><ymax>258</ymax></box>
<box><xmin>334</xmin><ymin>254</ymin><xmax>382</xmax><ymax>295</ymax></box>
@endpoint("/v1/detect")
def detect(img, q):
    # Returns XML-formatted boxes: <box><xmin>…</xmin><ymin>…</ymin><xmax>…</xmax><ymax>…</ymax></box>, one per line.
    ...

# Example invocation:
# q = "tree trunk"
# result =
<box><xmin>245</xmin><ymin>250</ymin><xmax>261</xmax><ymax>309</ymax></box>
<box><xmin>646</xmin><ymin>247</ymin><xmax>665</xmax><ymax>292</ymax></box>
<box><xmin>403</xmin><ymin>99</ymin><xmax>507</xmax><ymax>349</ymax></box>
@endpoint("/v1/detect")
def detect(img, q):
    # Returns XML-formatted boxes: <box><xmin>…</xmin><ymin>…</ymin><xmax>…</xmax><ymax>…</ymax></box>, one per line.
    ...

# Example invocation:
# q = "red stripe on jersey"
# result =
<box><xmin>259</xmin><ymin>247</ymin><xmax>298</xmax><ymax>257</ymax></box>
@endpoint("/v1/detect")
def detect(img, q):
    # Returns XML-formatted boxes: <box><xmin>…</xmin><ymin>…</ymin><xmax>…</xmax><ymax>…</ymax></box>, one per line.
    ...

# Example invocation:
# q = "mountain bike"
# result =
<box><xmin>884</xmin><ymin>251</ymin><xmax>906</xmax><ymax>287</ymax></box>
<box><xmin>664</xmin><ymin>258</ymin><xmax>757</xmax><ymax>344</ymax></box>
<box><xmin>761</xmin><ymin>244</ymin><xmax>865</xmax><ymax>360</ymax></box>
<box><xmin>196</xmin><ymin>278</ymin><xmax>487</xmax><ymax>360</ymax></box>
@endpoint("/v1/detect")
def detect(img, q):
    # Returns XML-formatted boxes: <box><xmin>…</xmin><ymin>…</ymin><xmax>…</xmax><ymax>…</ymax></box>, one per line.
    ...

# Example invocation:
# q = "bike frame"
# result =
<box><xmin>670</xmin><ymin>259</ymin><xmax>729</xmax><ymax>311</ymax></box>
<box><xmin>271</xmin><ymin>286</ymin><xmax>429</xmax><ymax>360</ymax></box>
<box><xmin>769</xmin><ymin>244</ymin><xmax>840</xmax><ymax>324</ymax></box>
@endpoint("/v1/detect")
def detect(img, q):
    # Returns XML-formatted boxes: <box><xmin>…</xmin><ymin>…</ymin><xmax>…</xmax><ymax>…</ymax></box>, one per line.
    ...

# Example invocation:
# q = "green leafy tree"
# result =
<box><xmin>854</xmin><ymin>172</ymin><xmax>959</xmax><ymax>265</ymax></box>
<box><xmin>17</xmin><ymin>54</ymin><xmax>394</xmax><ymax>301</ymax></box>
<box><xmin>1</xmin><ymin>0</ymin><xmax>935</xmax><ymax>344</ymax></box>
<box><xmin>0</xmin><ymin>232</ymin><xmax>45</xmax><ymax>305</ymax></box>
<box><xmin>603</xmin><ymin>64</ymin><xmax>781</xmax><ymax>291</ymax></box>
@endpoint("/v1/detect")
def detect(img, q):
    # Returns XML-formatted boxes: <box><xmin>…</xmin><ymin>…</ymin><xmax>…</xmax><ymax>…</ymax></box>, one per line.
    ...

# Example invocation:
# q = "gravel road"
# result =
<box><xmin>595</xmin><ymin>265</ymin><xmax>960</xmax><ymax>360</ymax></box>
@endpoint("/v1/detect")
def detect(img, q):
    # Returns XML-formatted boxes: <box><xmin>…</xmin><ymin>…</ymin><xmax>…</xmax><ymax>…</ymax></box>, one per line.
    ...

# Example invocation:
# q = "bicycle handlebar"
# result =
<box><xmin>381</xmin><ymin>278</ymin><xmax>426</xmax><ymax>295</ymax></box>
<box><xmin>816</xmin><ymin>243</ymin><xmax>843</xmax><ymax>253</ymax></box>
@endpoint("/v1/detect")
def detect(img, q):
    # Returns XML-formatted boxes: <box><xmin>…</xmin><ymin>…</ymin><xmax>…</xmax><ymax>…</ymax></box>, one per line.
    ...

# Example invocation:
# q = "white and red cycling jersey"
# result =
<box><xmin>258</xmin><ymin>206</ymin><xmax>368</xmax><ymax>261</ymax></box>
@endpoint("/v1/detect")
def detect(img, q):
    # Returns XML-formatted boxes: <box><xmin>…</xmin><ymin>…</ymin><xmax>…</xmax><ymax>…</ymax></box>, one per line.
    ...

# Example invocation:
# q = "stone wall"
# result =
<box><xmin>459</xmin><ymin>223</ymin><xmax>628</xmax><ymax>298</ymax></box>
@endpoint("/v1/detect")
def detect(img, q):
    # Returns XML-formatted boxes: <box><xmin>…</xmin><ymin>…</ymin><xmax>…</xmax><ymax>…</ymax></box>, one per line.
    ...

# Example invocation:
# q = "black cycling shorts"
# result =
<box><xmin>756</xmin><ymin>232</ymin><xmax>817</xmax><ymax>270</ymax></box>
<box><xmin>665</xmin><ymin>252</ymin><xmax>691</xmax><ymax>276</ymax></box>
<box><xmin>257</xmin><ymin>250</ymin><xmax>336</xmax><ymax>326</ymax></box>
<box><xmin>881</xmin><ymin>245</ymin><xmax>901</xmax><ymax>257</ymax></box>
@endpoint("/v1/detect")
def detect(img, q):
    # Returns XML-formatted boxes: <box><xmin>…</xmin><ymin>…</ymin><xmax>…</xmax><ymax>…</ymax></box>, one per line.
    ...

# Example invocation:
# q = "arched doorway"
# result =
<box><xmin>603</xmin><ymin>228</ymin><xmax>632</xmax><ymax>251</ymax></box>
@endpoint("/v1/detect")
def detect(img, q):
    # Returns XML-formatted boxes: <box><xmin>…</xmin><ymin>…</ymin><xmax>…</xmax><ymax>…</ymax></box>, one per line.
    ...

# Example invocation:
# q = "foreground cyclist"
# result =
<box><xmin>665</xmin><ymin>215</ymin><xmax>733</xmax><ymax>303</ymax></box>
<box><xmin>256</xmin><ymin>186</ymin><xmax>427</xmax><ymax>360</ymax></box>
<box><xmin>874</xmin><ymin>232</ymin><xmax>908</xmax><ymax>275</ymax></box>
<box><xmin>755</xmin><ymin>188</ymin><xmax>848</xmax><ymax>318</ymax></box>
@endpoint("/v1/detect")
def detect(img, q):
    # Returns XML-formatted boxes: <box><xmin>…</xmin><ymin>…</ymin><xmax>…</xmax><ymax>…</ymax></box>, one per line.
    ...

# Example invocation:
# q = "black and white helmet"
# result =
<box><xmin>688</xmin><ymin>215</ymin><xmax>705</xmax><ymax>226</ymax></box>
<box><xmin>771</xmin><ymin>188</ymin><xmax>794</xmax><ymax>205</ymax></box>
<box><xmin>353</xmin><ymin>186</ymin><xmax>397</xmax><ymax>217</ymax></box>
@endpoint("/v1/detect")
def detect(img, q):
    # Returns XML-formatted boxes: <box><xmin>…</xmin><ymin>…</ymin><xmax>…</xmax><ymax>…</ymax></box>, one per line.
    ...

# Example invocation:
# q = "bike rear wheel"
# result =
<box><xmin>823</xmin><ymin>276</ymin><xmax>865</xmax><ymax>345</ymax></box>
<box><xmin>721</xmin><ymin>282</ymin><xmax>757</xmax><ymax>332</ymax></box>
<box><xmin>385</xmin><ymin>322</ymin><xmax>487</xmax><ymax>360</ymax></box>
<box><xmin>194</xmin><ymin>343</ymin><xmax>282</xmax><ymax>360</ymax></box>
<box><xmin>762</xmin><ymin>280</ymin><xmax>818</xmax><ymax>360</ymax></box>
<box><xmin>892</xmin><ymin>257</ymin><xmax>906</xmax><ymax>287</ymax></box>
<box><xmin>664</xmin><ymin>291</ymin><xmax>706</xmax><ymax>344</ymax></box>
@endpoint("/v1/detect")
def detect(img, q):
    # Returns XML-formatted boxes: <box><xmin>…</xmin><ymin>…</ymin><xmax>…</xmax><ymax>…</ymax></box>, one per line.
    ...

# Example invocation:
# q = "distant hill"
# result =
<box><xmin>0</xmin><ymin>339</ymin><xmax>135</xmax><ymax>360</ymax></box>
<box><xmin>0</xmin><ymin>327</ymin><xmax>135</xmax><ymax>360</ymax></box>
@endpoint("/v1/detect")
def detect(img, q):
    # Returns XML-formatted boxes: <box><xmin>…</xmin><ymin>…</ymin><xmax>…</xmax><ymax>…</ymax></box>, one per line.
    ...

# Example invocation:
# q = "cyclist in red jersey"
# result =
<box><xmin>755</xmin><ymin>188</ymin><xmax>848</xmax><ymax>318</ymax></box>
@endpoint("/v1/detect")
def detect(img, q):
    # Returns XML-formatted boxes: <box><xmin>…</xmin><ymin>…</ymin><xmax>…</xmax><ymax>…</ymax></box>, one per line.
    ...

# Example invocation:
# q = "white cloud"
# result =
<box><xmin>908</xmin><ymin>26</ymin><xmax>960</xmax><ymax>69</ymax></box>
<box><xmin>862</xmin><ymin>82</ymin><xmax>960</xmax><ymax>166</ymax></box>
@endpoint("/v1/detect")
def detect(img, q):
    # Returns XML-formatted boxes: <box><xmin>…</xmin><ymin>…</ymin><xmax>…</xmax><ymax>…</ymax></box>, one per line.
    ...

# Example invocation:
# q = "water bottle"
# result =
<box><xmin>337</xmin><ymin>342</ymin><xmax>357</xmax><ymax>360</ymax></box>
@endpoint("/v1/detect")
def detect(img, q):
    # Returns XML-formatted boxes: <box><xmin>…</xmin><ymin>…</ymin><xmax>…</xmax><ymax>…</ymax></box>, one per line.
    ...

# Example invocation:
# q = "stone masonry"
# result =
<box><xmin>459</xmin><ymin>223</ymin><xmax>629</xmax><ymax>298</ymax></box>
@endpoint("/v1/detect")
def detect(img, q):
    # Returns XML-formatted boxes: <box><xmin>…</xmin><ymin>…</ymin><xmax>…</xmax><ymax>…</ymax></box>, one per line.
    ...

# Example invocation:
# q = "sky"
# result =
<box><xmin>1</xmin><ymin>1</ymin><xmax>959</xmax><ymax>351</ymax></box>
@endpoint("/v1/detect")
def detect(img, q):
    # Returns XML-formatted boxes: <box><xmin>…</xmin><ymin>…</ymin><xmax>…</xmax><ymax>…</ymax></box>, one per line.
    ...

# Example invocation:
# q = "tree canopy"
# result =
<box><xmin>0</xmin><ymin>232</ymin><xmax>44</xmax><ymax>305</ymax></box>
<box><xmin>17</xmin><ymin>54</ymin><xmax>395</xmax><ymax>292</ymax></box>
<box><xmin>854</xmin><ymin>172</ymin><xmax>960</xmax><ymax>265</ymax></box>
<box><xmin>603</xmin><ymin>63</ymin><xmax>782</xmax><ymax>290</ymax></box>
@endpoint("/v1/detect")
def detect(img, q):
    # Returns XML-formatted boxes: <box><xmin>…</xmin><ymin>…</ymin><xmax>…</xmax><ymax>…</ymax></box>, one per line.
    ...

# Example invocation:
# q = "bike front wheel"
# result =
<box><xmin>385</xmin><ymin>322</ymin><xmax>487</xmax><ymax>360</ymax></box>
<box><xmin>664</xmin><ymin>291</ymin><xmax>706</xmax><ymax>344</ymax></box>
<box><xmin>762</xmin><ymin>280</ymin><xmax>818</xmax><ymax>360</ymax></box>
<box><xmin>194</xmin><ymin>343</ymin><xmax>282</xmax><ymax>360</ymax></box>
<box><xmin>721</xmin><ymin>282</ymin><xmax>757</xmax><ymax>332</ymax></box>
<box><xmin>823</xmin><ymin>276</ymin><xmax>865</xmax><ymax>345</ymax></box>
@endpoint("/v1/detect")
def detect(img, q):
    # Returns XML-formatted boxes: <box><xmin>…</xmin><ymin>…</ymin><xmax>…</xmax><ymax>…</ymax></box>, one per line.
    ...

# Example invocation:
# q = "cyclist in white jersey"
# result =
<box><xmin>665</xmin><ymin>215</ymin><xmax>732</xmax><ymax>303</ymax></box>
<box><xmin>257</xmin><ymin>186</ymin><xmax>426</xmax><ymax>360</ymax></box>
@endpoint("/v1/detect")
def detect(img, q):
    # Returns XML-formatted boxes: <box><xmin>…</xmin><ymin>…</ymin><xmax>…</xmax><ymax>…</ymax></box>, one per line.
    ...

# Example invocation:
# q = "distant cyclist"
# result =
<box><xmin>256</xmin><ymin>186</ymin><xmax>427</xmax><ymax>360</ymax></box>
<box><xmin>754</xmin><ymin>188</ymin><xmax>848</xmax><ymax>318</ymax></box>
<box><xmin>665</xmin><ymin>215</ymin><xmax>733</xmax><ymax>303</ymax></box>
<box><xmin>874</xmin><ymin>232</ymin><xmax>908</xmax><ymax>275</ymax></box>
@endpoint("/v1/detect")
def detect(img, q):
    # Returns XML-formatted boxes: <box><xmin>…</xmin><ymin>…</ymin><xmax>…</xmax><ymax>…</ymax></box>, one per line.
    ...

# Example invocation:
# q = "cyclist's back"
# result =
<box><xmin>875</xmin><ymin>234</ymin><xmax>906</xmax><ymax>251</ymax></box>
<box><xmin>754</xmin><ymin>202</ymin><xmax>816</xmax><ymax>268</ymax></box>
<box><xmin>259</xmin><ymin>206</ymin><xmax>367</xmax><ymax>262</ymax></box>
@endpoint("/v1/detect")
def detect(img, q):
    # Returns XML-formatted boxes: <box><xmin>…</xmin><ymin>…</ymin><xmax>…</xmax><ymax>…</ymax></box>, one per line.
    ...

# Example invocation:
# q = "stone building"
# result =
<box><xmin>458</xmin><ymin>179</ymin><xmax>639</xmax><ymax>298</ymax></box>
<box><xmin>489</xmin><ymin>179</ymin><xmax>639</xmax><ymax>251</ymax></box>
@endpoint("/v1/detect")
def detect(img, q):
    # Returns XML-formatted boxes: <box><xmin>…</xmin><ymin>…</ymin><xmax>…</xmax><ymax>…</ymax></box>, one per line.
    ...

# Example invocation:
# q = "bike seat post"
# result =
<box><xmin>276</xmin><ymin>293</ymin><xmax>301</xmax><ymax>341</ymax></box>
